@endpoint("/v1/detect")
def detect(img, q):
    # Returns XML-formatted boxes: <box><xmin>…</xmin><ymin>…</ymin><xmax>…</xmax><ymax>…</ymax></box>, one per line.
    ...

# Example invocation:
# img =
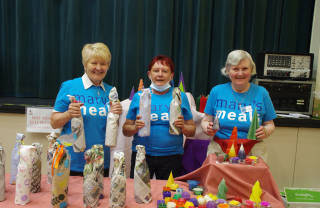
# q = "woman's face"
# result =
<box><xmin>227</xmin><ymin>58</ymin><xmax>252</xmax><ymax>89</ymax></box>
<box><xmin>84</xmin><ymin>57</ymin><xmax>109</xmax><ymax>86</ymax></box>
<box><xmin>147</xmin><ymin>61</ymin><xmax>173</xmax><ymax>86</ymax></box>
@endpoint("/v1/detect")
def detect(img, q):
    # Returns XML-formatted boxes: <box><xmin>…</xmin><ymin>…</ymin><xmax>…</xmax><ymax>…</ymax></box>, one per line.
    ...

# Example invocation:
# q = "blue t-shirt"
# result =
<box><xmin>53</xmin><ymin>77</ymin><xmax>112</xmax><ymax>172</ymax></box>
<box><xmin>126</xmin><ymin>87</ymin><xmax>193</xmax><ymax>156</ymax></box>
<box><xmin>204</xmin><ymin>83</ymin><xmax>277</xmax><ymax>139</ymax></box>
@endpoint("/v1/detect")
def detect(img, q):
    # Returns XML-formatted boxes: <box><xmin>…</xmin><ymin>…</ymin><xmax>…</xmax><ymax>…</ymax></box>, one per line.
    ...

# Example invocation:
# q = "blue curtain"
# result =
<box><xmin>0</xmin><ymin>0</ymin><xmax>315</xmax><ymax>100</ymax></box>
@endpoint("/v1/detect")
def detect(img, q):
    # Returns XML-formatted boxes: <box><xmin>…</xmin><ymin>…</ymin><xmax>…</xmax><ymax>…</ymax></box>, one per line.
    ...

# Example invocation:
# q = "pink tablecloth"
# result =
<box><xmin>2</xmin><ymin>173</ymin><xmax>192</xmax><ymax>207</ymax></box>
<box><xmin>176</xmin><ymin>154</ymin><xmax>285</xmax><ymax>208</ymax></box>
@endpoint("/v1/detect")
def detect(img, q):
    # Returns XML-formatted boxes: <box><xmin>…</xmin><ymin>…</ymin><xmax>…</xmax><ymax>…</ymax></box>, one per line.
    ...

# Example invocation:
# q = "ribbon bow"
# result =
<box><xmin>51</xmin><ymin>144</ymin><xmax>64</xmax><ymax>176</ymax></box>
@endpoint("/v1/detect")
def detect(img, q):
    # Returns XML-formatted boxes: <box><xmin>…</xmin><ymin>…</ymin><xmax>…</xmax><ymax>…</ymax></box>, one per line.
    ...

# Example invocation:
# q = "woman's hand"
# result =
<box><xmin>68</xmin><ymin>102</ymin><xmax>84</xmax><ymax>118</ymax></box>
<box><xmin>135</xmin><ymin>115</ymin><xmax>145</xmax><ymax>131</ymax></box>
<box><xmin>255</xmin><ymin>126</ymin><xmax>266</xmax><ymax>139</ymax></box>
<box><xmin>206</xmin><ymin>121</ymin><xmax>218</xmax><ymax>136</ymax></box>
<box><xmin>174</xmin><ymin>115</ymin><xmax>185</xmax><ymax>130</ymax></box>
<box><xmin>110</xmin><ymin>101</ymin><xmax>122</xmax><ymax>115</ymax></box>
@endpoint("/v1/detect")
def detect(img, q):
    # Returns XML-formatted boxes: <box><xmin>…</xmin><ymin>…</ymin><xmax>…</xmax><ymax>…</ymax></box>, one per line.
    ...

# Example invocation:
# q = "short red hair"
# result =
<box><xmin>148</xmin><ymin>55</ymin><xmax>175</xmax><ymax>73</ymax></box>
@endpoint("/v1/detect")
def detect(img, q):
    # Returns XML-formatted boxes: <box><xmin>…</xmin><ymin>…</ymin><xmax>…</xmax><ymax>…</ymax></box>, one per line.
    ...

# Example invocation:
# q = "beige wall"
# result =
<box><xmin>0</xmin><ymin>113</ymin><xmax>60</xmax><ymax>176</ymax></box>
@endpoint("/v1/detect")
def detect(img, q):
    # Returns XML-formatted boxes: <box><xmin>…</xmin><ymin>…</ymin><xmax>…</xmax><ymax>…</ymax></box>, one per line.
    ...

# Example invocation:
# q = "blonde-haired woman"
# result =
<box><xmin>201</xmin><ymin>50</ymin><xmax>276</xmax><ymax>162</ymax></box>
<box><xmin>51</xmin><ymin>43</ymin><xmax>122</xmax><ymax>176</ymax></box>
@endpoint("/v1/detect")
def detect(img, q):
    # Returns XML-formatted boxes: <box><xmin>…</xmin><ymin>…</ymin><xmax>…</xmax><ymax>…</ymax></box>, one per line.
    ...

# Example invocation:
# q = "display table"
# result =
<box><xmin>176</xmin><ymin>154</ymin><xmax>285</xmax><ymax>208</ymax></box>
<box><xmin>2</xmin><ymin>173</ymin><xmax>194</xmax><ymax>208</ymax></box>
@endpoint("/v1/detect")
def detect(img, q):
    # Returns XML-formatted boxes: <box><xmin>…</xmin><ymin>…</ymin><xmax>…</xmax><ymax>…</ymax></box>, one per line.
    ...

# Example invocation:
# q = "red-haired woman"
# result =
<box><xmin>123</xmin><ymin>55</ymin><xmax>196</xmax><ymax>180</ymax></box>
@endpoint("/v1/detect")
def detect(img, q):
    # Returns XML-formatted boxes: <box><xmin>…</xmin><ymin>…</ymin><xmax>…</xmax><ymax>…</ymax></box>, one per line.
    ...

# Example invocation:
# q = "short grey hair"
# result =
<box><xmin>221</xmin><ymin>50</ymin><xmax>256</xmax><ymax>77</ymax></box>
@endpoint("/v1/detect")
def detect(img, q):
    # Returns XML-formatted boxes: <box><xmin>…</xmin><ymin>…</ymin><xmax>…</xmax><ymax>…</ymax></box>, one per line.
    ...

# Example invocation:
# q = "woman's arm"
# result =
<box><xmin>256</xmin><ymin>120</ymin><xmax>275</xmax><ymax>139</ymax></box>
<box><xmin>201</xmin><ymin>113</ymin><xmax>218</xmax><ymax>137</ymax></box>
<box><xmin>50</xmin><ymin>103</ymin><xmax>83</xmax><ymax>129</ymax></box>
<box><xmin>174</xmin><ymin>115</ymin><xmax>196</xmax><ymax>137</ymax></box>
<box><xmin>122</xmin><ymin>115</ymin><xmax>144</xmax><ymax>137</ymax></box>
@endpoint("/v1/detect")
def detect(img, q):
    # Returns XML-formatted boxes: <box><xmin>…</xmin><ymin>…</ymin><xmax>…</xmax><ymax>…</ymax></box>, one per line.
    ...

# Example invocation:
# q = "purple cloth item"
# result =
<box><xmin>181</xmin><ymin>139</ymin><xmax>210</xmax><ymax>175</ymax></box>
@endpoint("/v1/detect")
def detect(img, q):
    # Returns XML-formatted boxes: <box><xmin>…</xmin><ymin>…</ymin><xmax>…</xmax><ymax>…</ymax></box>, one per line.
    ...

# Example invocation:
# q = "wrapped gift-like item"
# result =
<box><xmin>110</xmin><ymin>152</ymin><xmax>126</xmax><ymax>208</ymax></box>
<box><xmin>0</xmin><ymin>141</ymin><xmax>6</xmax><ymax>202</ymax></box>
<box><xmin>134</xmin><ymin>145</ymin><xmax>152</xmax><ymax>204</ymax></box>
<box><xmin>83</xmin><ymin>144</ymin><xmax>104</xmax><ymax>208</ymax></box>
<box><xmin>138</xmin><ymin>89</ymin><xmax>151</xmax><ymax>137</ymax></box>
<box><xmin>10</xmin><ymin>133</ymin><xmax>25</xmax><ymax>185</ymax></box>
<box><xmin>15</xmin><ymin>145</ymin><xmax>36</xmax><ymax>205</ymax></box>
<box><xmin>47</xmin><ymin>132</ymin><xmax>58</xmax><ymax>184</ymax></box>
<box><xmin>105</xmin><ymin>87</ymin><xmax>120</xmax><ymax>147</ymax></box>
<box><xmin>68</xmin><ymin>95</ymin><xmax>86</xmax><ymax>152</ymax></box>
<box><xmin>51</xmin><ymin>142</ymin><xmax>71</xmax><ymax>208</ymax></box>
<box><xmin>31</xmin><ymin>142</ymin><xmax>43</xmax><ymax>193</ymax></box>
<box><xmin>169</xmin><ymin>87</ymin><xmax>182</xmax><ymax>135</ymax></box>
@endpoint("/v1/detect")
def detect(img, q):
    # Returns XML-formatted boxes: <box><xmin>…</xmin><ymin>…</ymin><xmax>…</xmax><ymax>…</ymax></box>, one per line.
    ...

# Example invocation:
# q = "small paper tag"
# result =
<box><xmin>240</xmin><ymin>106</ymin><xmax>252</xmax><ymax>113</ymax></box>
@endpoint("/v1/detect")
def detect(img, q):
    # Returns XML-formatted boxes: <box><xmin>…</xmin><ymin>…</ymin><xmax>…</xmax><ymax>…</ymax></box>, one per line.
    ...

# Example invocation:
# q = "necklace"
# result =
<box><xmin>231</xmin><ymin>88</ymin><xmax>248</xmax><ymax>108</ymax></box>
<box><xmin>96</xmin><ymin>86</ymin><xmax>100</xmax><ymax>96</ymax></box>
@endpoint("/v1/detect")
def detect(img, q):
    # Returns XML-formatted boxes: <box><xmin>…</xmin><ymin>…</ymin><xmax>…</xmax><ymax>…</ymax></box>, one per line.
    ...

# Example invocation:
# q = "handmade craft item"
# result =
<box><xmin>166</xmin><ymin>171</ymin><xmax>179</xmax><ymax>190</ymax></box>
<box><xmin>229</xmin><ymin>200</ymin><xmax>241</xmax><ymax>207</ymax></box>
<box><xmin>134</xmin><ymin>145</ymin><xmax>151</xmax><ymax>203</ymax></box>
<box><xmin>217</xmin><ymin>178</ymin><xmax>228</xmax><ymax>200</ymax></box>
<box><xmin>178</xmin><ymin>72</ymin><xmax>186</xmax><ymax>93</ymax></box>
<box><xmin>0</xmin><ymin>141</ymin><xmax>6</xmax><ymax>202</ymax></box>
<box><xmin>250</xmin><ymin>181</ymin><xmax>262</xmax><ymax>203</ymax></box>
<box><xmin>247</xmin><ymin>108</ymin><xmax>259</xmax><ymax>140</ymax></box>
<box><xmin>196</xmin><ymin>95</ymin><xmax>201</xmax><ymax>111</ymax></box>
<box><xmin>51</xmin><ymin>142</ymin><xmax>71</xmax><ymax>208</ymax></box>
<box><xmin>216</xmin><ymin>153</ymin><xmax>229</xmax><ymax>163</ymax></box>
<box><xmin>208</xmin><ymin>193</ymin><xmax>218</xmax><ymax>200</ymax></box>
<box><xmin>105</xmin><ymin>87</ymin><xmax>120</xmax><ymax>147</ymax></box>
<box><xmin>10</xmin><ymin>133</ymin><xmax>25</xmax><ymax>185</ymax></box>
<box><xmin>226</xmin><ymin>127</ymin><xmax>238</xmax><ymax>154</ymax></box>
<box><xmin>173</xmin><ymin>194</ymin><xmax>182</xmax><ymax>200</ymax></box>
<box><xmin>181</xmin><ymin>192</ymin><xmax>190</xmax><ymax>201</ymax></box>
<box><xmin>184</xmin><ymin>201</ymin><xmax>194</xmax><ymax>208</ymax></box>
<box><xmin>15</xmin><ymin>145</ymin><xmax>36</xmax><ymax>205</ymax></box>
<box><xmin>138</xmin><ymin>79</ymin><xmax>144</xmax><ymax>91</ymax></box>
<box><xmin>216</xmin><ymin>199</ymin><xmax>227</xmax><ymax>205</ymax></box>
<box><xmin>260</xmin><ymin>201</ymin><xmax>271</xmax><ymax>207</ymax></box>
<box><xmin>212</xmin><ymin>112</ymin><xmax>220</xmax><ymax>130</ymax></box>
<box><xmin>83</xmin><ymin>145</ymin><xmax>104</xmax><ymax>208</ymax></box>
<box><xmin>199</xmin><ymin>95</ymin><xmax>207</xmax><ymax>113</ymax></box>
<box><xmin>228</xmin><ymin>144</ymin><xmax>237</xmax><ymax>158</ymax></box>
<box><xmin>129</xmin><ymin>87</ymin><xmax>135</xmax><ymax>100</ymax></box>
<box><xmin>47</xmin><ymin>132</ymin><xmax>58</xmax><ymax>184</ymax></box>
<box><xmin>167</xmin><ymin>202</ymin><xmax>176</xmax><ymax>208</ymax></box>
<box><xmin>229</xmin><ymin>157</ymin><xmax>240</xmax><ymax>164</ymax></box>
<box><xmin>109</xmin><ymin>151</ymin><xmax>126</xmax><ymax>208</ymax></box>
<box><xmin>238</xmin><ymin>143</ymin><xmax>246</xmax><ymax>162</ymax></box>
<box><xmin>68</xmin><ymin>95</ymin><xmax>86</xmax><ymax>152</ymax></box>
<box><xmin>31</xmin><ymin>142</ymin><xmax>43</xmax><ymax>193</ymax></box>
<box><xmin>169</xmin><ymin>87</ymin><xmax>182</xmax><ymax>135</ymax></box>
<box><xmin>138</xmin><ymin>89</ymin><xmax>151</xmax><ymax>137</ymax></box>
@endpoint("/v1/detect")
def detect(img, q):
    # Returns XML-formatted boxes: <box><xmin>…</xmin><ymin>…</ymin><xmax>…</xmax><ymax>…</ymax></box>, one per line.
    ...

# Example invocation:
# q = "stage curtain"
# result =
<box><xmin>0</xmin><ymin>0</ymin><xmax>314</xmax><ymax>100</ymax></box>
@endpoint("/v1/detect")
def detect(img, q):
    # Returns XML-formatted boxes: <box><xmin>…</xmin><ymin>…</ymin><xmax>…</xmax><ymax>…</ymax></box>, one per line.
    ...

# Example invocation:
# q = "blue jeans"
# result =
<box><xmin>130</xmin><ymin>151</ymin><xmax>182</xmax><ymax>180</ymax></box>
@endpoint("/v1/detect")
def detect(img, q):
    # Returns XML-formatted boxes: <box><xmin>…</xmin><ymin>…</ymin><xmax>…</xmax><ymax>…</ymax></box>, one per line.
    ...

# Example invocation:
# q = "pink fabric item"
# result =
<box><xmin>175</xmin><ymin>154</ymin><xmax>284</xmax><ymax>208</ymax></box>
<box><xmin>3</xmin><ymin>173</ymin><xmax>193</xmax><ymax>207</ymax></box>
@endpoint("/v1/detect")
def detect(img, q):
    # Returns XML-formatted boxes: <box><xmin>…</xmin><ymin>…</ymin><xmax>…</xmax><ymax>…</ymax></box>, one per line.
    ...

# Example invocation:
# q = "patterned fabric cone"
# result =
<box><xmin>10</xmin><ymin>133</ymin><xmax>25</xmax><ymax>185</ymax></box>
<box><xmin>109</xmin><ymin>152</ymin><xmax>126</xmax><ymax>208</ymax></box>
<box><xmin>31</xmin><ymin>142</ymin><xmax>42</xmax><ymax>193</ymax></box>
<box><xmin>105</xmin><ymin>87</ymin><xmax>120</xmax><ymax>147</ymax></box>
<box><xmin>134</xmin><ymin>145</ymin><xmax>152</xmax><ymax>204</ymax></box>
<box><xmin>169</xmin><ymin>87</ymin><xmax>182</xmax><ymax>135</ymax></box>
<box><xmin>0</xmin><ymin>141</ymin><xmax>6</xmax><ymax>201</ymax></box>
<box><xmin>68</xmin><ymin>95</ymin><xmax>86</xmax><ymax>152</ymax></box>
<box><xmin>138</xmin><ymin>89</ymin><xmax>151</xmax><ymax>137</ymax></box>
<box><xmin>83</xmin><ymin>145</ymin><xmax>104</xmax><ymax>208</ymax></box>
<box><xmin>217</xmin><ymin>178</ymin><xmax>228</xmax><ymax>200</ymax></box>
<box><xmin>15</xmin><ymin>145</ymin><xmax>36</xmax><ymax>205</ymax></box>
<box><xmin>247</xmin><ymin>108</ymin><xmax>259</xmax><ymax>140</ymax></box>
<box><xmin>47</xmin><ymin>132</ymin><xmax>58</xmax><ymax>184</ymax></box>
<box><xmin>51</xmin><ymin>142</ymin><xmax>71</xmax><ymax>208</ymax></box>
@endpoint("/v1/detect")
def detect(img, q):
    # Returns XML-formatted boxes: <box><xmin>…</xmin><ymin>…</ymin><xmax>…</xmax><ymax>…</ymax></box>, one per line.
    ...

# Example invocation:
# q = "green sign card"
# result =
<box><xmin>285</xmin><ymin>188</ymin><xmax>320</xmax><ymax>203</ymax></box>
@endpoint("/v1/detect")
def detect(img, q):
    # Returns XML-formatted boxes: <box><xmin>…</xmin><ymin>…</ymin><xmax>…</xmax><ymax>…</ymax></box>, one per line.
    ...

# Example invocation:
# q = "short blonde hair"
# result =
<box><xmin>82</xmin><ymin>43</ymin><xmax>111</xmax><ymax>66</ymax></box>
<box><xmin>221</xmin><ymin>50</ymin><xmax>256</xmax><ymax>77</ymax></box>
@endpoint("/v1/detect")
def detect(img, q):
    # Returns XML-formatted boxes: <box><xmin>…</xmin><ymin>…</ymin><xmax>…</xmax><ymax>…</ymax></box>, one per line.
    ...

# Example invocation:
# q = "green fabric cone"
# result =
<box><xmin>196</xmin><ymin>95</ymin><xmax>201</xmax><ymax>111</ymax></box>
<box><xmin>247</xmin><ymin>108</ymin><xmax>259</xmax><ymax>140</ymax></box>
